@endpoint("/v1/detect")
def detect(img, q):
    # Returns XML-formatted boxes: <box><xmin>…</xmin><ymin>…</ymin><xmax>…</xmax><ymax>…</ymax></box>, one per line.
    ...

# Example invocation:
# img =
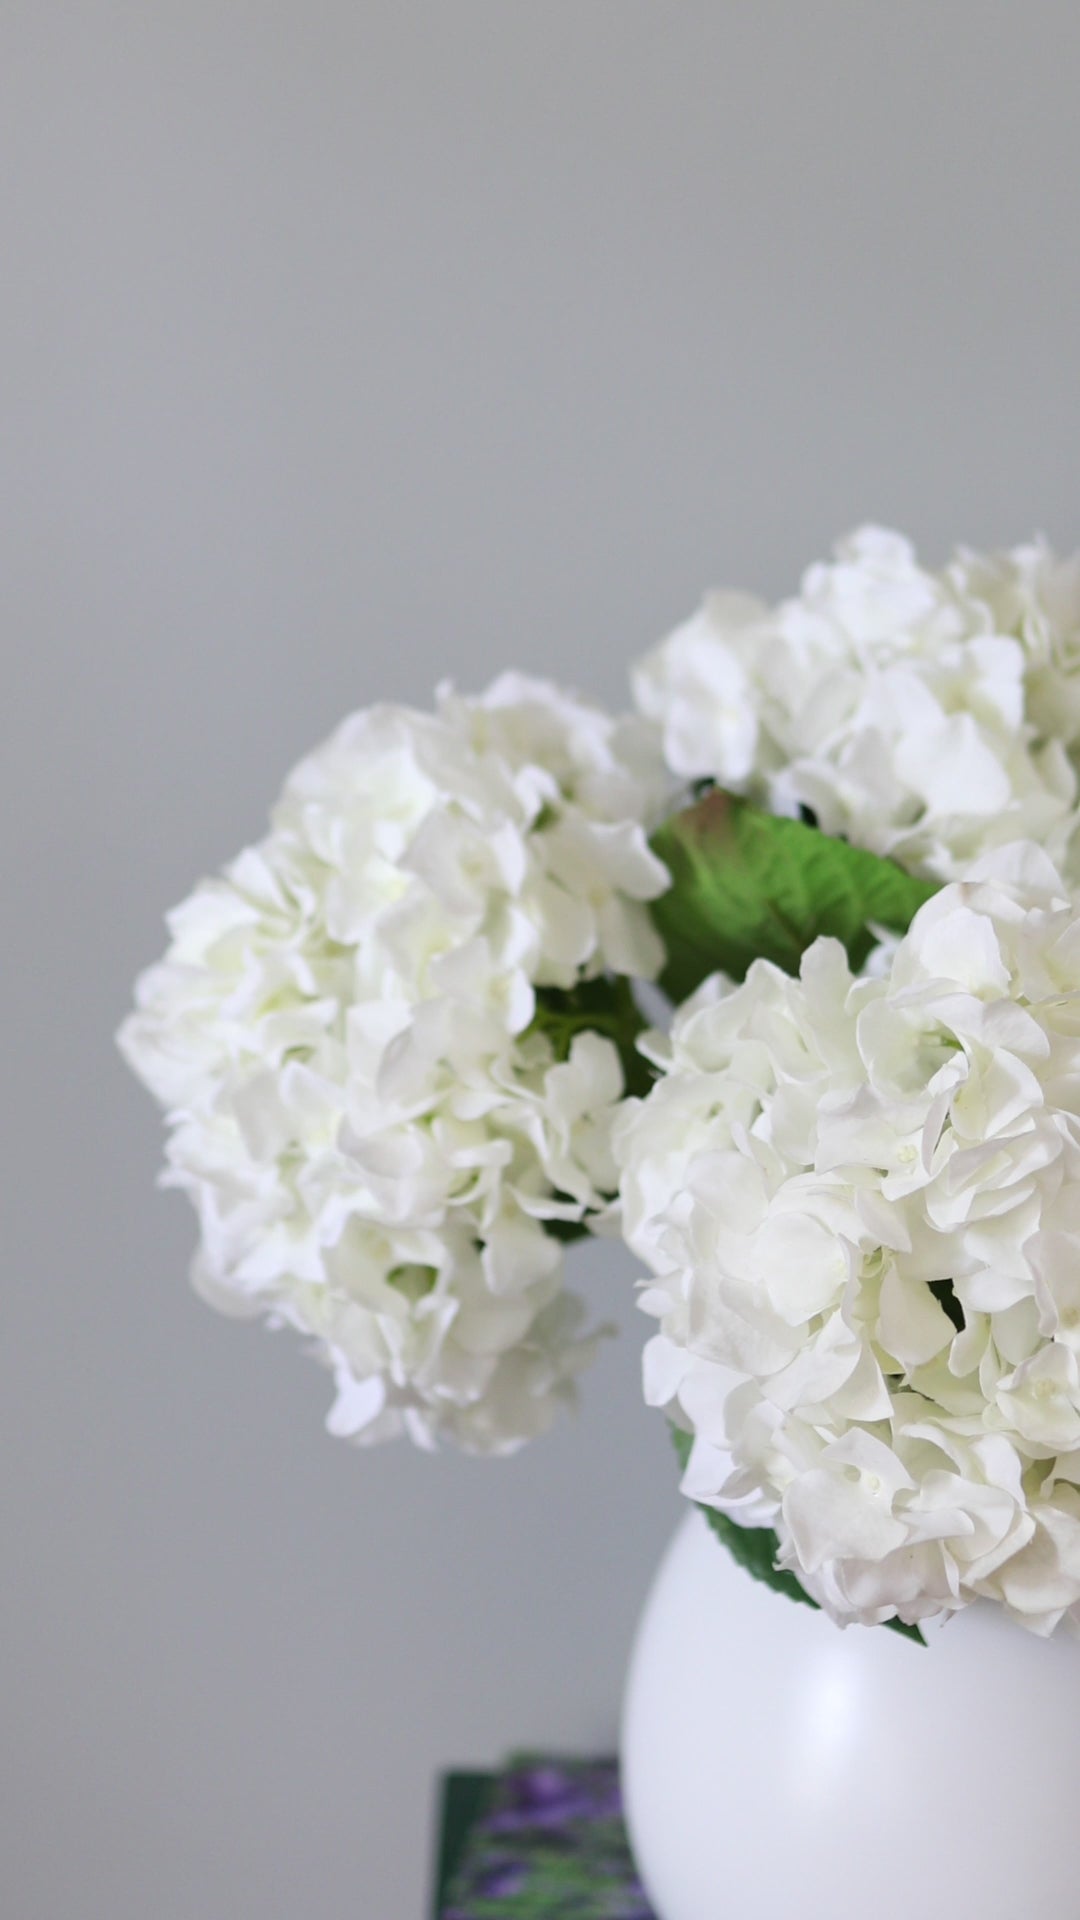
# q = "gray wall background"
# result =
<box><xmin>4</xmin><ymin>5</ymin><xmax>1080</xmax><ymax>1916</ymax></box>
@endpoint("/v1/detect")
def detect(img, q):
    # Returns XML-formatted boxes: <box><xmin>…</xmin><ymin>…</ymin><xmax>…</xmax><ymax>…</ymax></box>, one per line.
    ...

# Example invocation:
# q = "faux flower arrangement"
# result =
<box><xmin>122</xmin><ymin>527</ymin><xmax>1080</xmax><ymax>1642</ymax></box>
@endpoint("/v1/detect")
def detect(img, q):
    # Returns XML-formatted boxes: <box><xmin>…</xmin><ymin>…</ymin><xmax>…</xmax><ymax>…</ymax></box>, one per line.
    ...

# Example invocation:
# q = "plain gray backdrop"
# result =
<box><xmin>4</xmin><ymin>5</ymin><xmax>1080</xmax><ymax>1915</ymax></box>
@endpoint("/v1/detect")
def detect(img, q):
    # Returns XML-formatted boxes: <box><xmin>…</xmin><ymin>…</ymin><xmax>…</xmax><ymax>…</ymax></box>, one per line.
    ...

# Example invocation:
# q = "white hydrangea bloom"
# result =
<box><xmin>121</xmin><ymin>674</ymin><xmax>670</xmax><ymax>1453</ymax></box>
<box><xmin>635</xmin><ymin>526</ymin><xmax>1080</xmax><ymax>882</ymax></box>
<box><xmin>617</xmin><ymin>845</ymin><xmax>1080</xmax><ymax>1632</ymax></box>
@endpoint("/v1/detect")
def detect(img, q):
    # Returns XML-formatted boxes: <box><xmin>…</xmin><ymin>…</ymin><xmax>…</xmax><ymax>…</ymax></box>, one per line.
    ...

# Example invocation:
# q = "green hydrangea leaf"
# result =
<box><xmin>531</xmin><ymin>975</ymin><xmax>654</xmax><ymax>1099</ymax></box>
<box><xmin>670</xmin><ymin>1426</ymin><xmax>925</xmax><ymax>1645</ymax></box>
<box><xmin>650</xmin><ymin>789</ymin><xmax>939</xmax><ymax>1001</ymax></box>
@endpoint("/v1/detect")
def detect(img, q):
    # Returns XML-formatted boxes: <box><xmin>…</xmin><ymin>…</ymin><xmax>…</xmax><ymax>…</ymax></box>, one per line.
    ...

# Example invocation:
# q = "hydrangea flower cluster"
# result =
<box><xmin>120</xmin><ymin>674</ymin><xmax>669</xmax><ymax>1452</ymax></box>
<box><xmin>617</xmin><ymin>846</ymin><xmax>1080</xmax><ymax>1633</ymax></box>
<box><xmin>124</xmin><ymin>527</ymin><xmax>1080</xmax><ymax>1636</ymax></box>
<box><xmin>634</xmin><ymin>526</ymin><xmax>1080</xmax><ymax>883</ymax></box>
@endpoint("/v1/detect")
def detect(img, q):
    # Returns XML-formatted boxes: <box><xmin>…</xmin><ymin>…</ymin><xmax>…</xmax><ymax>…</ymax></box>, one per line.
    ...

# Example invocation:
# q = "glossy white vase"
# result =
<box><xmin>621</xmin><ymin>1510</ymin><xmax>1080</xmax><ymax>1920</ymax></box>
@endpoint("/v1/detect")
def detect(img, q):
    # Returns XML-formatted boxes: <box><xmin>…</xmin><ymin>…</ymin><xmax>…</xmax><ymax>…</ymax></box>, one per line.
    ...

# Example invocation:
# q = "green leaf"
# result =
<box><xmin>650</xmin><ymin>790</ymin><xmax>939</xmax><ymax>1000</ymax></box>
<box><xmin>543</xmin><ymin>1217</ymin><xmax>591</xmax><ymax>1246</ymax></box>
<box><xmin>881</xmin><ymin>1611</ymin><xmax>928</xmax><ymax>1646</ymax></box>
<box><xmin>670</xmin><ymin>1426</ymin><xmax>925</xmax><ymax>1645</ymax></box>
<box><xmin>530</xmin><ymin>975</ymin><xmax>655</xmax><ymax>1099</ymax></box>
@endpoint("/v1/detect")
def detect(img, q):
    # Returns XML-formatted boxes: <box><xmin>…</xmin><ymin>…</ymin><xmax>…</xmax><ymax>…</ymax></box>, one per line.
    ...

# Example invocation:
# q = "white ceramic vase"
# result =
<box><xmin>621</xmin><ymin>1509</ymin><xmax>1080</xmax><ymax>1920</ymax></box>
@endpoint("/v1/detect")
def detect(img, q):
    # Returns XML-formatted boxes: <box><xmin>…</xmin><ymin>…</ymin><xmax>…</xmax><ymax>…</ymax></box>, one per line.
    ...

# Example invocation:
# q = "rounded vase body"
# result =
<box><xmin>622</xmin><ymin>1510</ymin><xmax>1080</xmax><ymax>1920</ymax></box>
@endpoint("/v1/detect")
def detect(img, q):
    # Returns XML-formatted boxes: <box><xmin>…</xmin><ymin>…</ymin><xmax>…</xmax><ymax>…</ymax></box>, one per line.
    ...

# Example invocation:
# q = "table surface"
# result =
<box><xmin>433</xmin><ymin>1756</ymin><xmax>657</xmax><ymax>1918</ymax></box>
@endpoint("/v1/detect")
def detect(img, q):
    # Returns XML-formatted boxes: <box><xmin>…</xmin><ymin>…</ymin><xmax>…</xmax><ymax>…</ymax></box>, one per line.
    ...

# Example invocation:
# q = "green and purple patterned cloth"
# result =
<box><xmin>433</xmin><ymin>1757</ymin><xmax>656</xmax><ymax>1918</ymax></box>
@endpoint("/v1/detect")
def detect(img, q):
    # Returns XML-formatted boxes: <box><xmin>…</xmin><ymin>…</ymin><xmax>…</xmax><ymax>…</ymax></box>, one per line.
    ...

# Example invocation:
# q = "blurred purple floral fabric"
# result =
<box><xmin>438</xmin><ymin>1757</ymin><xmax>656</xmax><ymax>1918</ymax></box>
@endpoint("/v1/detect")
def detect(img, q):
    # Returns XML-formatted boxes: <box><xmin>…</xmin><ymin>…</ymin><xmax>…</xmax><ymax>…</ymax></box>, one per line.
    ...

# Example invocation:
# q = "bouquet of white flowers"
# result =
<box><xmin>122</xmin><ymin>527</ymin><xmax>1080</xmax><ymax>1641</ymax></box>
